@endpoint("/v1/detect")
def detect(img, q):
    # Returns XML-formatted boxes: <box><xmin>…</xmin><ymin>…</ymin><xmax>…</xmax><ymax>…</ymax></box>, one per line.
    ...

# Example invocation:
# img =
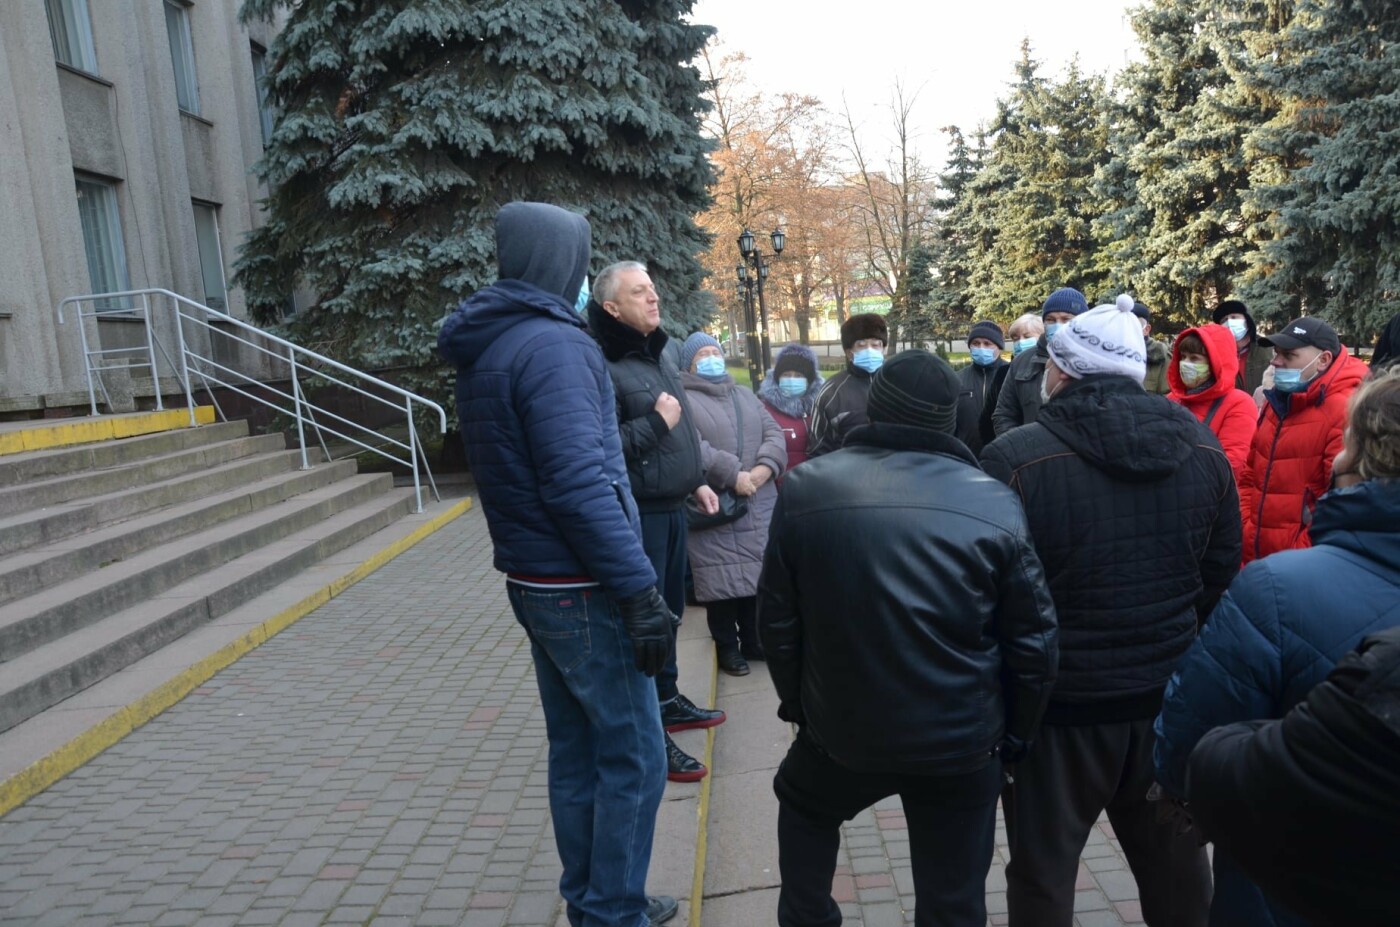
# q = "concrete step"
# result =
<box><xmin>0</xmin><ymin>472</ymin><xmax>394</xmax><ymax>663</ymax></box>
<box><xmin>0</xmin><ymin>439</ymin><xmax>299</xmax><ymax>559</ymax></box>
<box><xmin>0</xmin><ymin>486</ymin><xmax>419</xmax><ymax>734</ymax></box>
<box><xmin>0</xmin><ymin>458</ymin><xmax>359</xmax><ymax>607</ymax></box>
<box><xmin>0</xmin><ymin>418</ymin><xmax>248</xmax><ymax>488</ymax></box>
<box><xmin>0</xmin><ymin>431</ymin><xmax>287</xmax><ymax>520</ymax></box>
<box><xmin>0</xmin><ymin>407</ymin><xmax>219</xmax><ymax>457</ymax></box>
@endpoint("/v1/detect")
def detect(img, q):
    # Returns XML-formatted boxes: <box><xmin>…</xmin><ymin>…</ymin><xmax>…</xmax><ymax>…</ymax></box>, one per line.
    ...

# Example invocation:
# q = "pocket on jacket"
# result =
<box><xmin>508</xmin><ymin>587</ymin><xmax>592</xmax><ymax>675</ymax></box>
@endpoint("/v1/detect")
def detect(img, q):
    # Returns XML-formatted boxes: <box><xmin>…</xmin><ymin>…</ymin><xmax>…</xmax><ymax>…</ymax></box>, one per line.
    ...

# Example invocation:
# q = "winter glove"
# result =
<box><xmin>997</xmin><ymin>734</ymin><xmax>1030</xmax><ymax>766</ymax></box>
<box><xmin>616</xmin><ymin>587</ymin><xmax>676</xmax><ymax>677</ymax></box>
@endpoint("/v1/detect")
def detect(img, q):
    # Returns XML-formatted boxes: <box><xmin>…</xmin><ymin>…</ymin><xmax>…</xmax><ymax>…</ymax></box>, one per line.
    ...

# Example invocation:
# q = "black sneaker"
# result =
<box><xmin>661</xmin><ymin>693</ymin><xmax>726</xmax><ymax>732</ymax></box>
<box><xmin>645</xmin><ymin>894</ymin><xmax>679</xmax><ymax>924</ymax></box>
<box><xmin>665</xmin><ymin>733</ymin><xmax>707</xmax><ymax>782</ymax></box>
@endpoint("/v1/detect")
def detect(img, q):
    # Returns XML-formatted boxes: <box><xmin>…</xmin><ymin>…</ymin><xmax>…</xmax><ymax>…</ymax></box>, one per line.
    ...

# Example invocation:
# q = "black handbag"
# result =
<box><xmin>685</xmin><ymin>387</ymin><xmax>750</xmax><ymax>530</ymax></box>
<box><xmin>685</xmin><ymin>489</ymin><xmax>749</xmax><ymax>530</ymax></box>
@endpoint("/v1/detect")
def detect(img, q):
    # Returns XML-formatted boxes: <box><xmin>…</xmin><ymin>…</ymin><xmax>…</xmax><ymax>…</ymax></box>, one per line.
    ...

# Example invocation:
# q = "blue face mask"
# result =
<box><xmin>1273</xmin><ymin>355</ymin><xmax>1321</xmax><ymax>394</ymax></box>
<box><xmin>852</xmin><ymin>348</ymin><xmax>884</xmax><ymax>373</ymax></box>
<box><xmin>574</xmin><ymin>275</ymin><xmax>591</xmax><ymax>314</ymax></box>
<box><xmin>696</xmin><ymin>355</ymin><xmax>727</xmax><ymax>378</ymax></box>
<box><xmin>1014</xmin><ymin>337</ymin><xmax>1038</xmax><ymax>356</ymax></box>
<box><xmin>778</xmin><ymin>376</ymin><xmax>808</xmax><ymax>397</ymax></box>
<box><xmin>1045</xmin><ymin>322</ymin><xmax>1063</xmax><ymax>338</ymax></box>
<box><xmin>970</xmin><ymin>347</ymin><xmax>999</xmax><ymax>367</ymax></box>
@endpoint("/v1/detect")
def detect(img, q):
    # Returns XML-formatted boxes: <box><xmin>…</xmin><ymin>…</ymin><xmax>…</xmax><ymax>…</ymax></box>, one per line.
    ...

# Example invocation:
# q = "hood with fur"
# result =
<box><xmin>757</xmin><ymin>343</ymin><xmax>824</xmax><ymax>417</ymax></box>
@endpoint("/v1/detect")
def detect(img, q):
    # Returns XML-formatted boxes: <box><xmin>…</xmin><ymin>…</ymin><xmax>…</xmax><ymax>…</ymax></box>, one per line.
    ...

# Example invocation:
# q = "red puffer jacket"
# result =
<box><xmin>1167</xmin><ymin>324</ymin><xmax>1258</xmax><ymax>482</ymax></box>
<box><xmin>1239</xmin><ymin>345</ymin><xmax>1369</xmax><ymax>563</ymax></box>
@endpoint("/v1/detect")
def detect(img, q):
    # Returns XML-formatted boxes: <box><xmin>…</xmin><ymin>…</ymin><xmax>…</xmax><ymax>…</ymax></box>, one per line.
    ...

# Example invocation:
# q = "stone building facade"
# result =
<box><xmin>0</xmin><ymin>0</ymin><xmax>281</xmax><ymax>411</ymax></box>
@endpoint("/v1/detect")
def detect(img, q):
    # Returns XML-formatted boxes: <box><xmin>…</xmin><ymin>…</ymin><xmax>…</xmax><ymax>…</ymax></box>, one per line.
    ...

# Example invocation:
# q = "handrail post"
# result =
<box><xmin>289</xmin><ymin>349</ymin><xmax>310</xmax><ymax>470</ymax></box>
<box><xmin>142</xmin><ymin>292</ymin><xmax>163</xmax><ymax>411</ymax></box>
<box><xmin>407</xmin><ymin>398</ymin><xmax>423</xmax><ymax>514</ymax></box>
<box><xmin>73</xmin><ymin>300</ymin><xmax>99</xmax><ymax>416</ymax></box>
<box><xmin>173</xmin><ymin>294</ymin><xmax>197</xmax><ymax>426</ymax></box>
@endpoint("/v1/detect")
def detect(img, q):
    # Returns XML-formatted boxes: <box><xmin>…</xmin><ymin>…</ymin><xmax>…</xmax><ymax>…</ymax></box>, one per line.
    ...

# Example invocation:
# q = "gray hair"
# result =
<box><xmin>1008</xmin><ymin>313</ymin><xmax>1045</xmax><ymax>339</ymax></box>
<box><xmin>594</xmin><ymin>261</ymin><xmax>649</xmax><ymax>305</ymax></box>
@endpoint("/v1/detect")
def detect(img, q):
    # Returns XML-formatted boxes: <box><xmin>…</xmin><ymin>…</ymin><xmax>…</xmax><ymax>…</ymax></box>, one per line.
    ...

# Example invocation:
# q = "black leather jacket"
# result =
<box><xmin>757</xmin><ymin>423</ymin><xmax>1059</xmax><ymax>774</ymax></box>
<box><xmin>588</xmin><ymin>301</ymin><xmax>704</xmax><ymax>512</ymax></box>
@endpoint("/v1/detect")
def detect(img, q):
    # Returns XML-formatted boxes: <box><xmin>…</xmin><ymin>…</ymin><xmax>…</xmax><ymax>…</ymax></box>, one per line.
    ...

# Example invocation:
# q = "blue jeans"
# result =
<box><xmin>507</xmin><ymin>583</ymin><xmax>667</xmax><ymax>927</ymax></box>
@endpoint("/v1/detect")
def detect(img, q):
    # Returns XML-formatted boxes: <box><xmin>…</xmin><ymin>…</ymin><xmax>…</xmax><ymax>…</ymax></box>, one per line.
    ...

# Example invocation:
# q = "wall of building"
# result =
<box><xmin>0</xmin><ymin>0</ymin><xmax>280</xmax><ymax>410</ymax></box>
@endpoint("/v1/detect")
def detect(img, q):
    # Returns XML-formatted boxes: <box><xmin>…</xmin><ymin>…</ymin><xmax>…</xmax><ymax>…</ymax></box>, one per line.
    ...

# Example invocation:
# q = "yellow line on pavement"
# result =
<box><xmin>689</xmin><ymin>640</ymin><xmax>721</xmax><ymax>927</ymax></box>
<box><xmin>0</xmin><ymin>407</ymin><xmax>215</xmax><ymax>456</ymax></box>
<box><xmin>0</xmin><ymin>497</ymin><xmax>472</xmax><ymax>819</ymax></box>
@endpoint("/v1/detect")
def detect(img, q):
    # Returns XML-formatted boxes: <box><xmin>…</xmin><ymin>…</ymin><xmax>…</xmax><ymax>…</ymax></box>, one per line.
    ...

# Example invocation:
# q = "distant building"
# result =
<box><xmin>1</xmin><ymin>0</ymin><xmax>282</xmax><ymax>410</ymax></box>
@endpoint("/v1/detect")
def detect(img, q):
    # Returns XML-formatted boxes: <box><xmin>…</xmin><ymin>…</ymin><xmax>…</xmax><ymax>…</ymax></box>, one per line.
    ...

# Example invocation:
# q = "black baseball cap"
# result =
<box><xmin>1259</xmin><ymin>317</ymin><xmax>1340</xmax><ymax>354</ymax></box>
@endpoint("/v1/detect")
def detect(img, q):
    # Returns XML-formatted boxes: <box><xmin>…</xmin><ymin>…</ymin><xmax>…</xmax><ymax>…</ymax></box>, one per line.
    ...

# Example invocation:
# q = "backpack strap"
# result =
<box><xmin>1203</xmin><ymin>396</ymin><xmax>1226</xmax><ymax>428</ymax></box>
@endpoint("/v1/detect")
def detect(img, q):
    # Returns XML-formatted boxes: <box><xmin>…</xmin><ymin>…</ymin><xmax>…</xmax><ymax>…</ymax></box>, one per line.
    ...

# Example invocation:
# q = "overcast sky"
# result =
<box><xmin>689</xmin><ymin>0</ymin><xmax>1141</xmax><ymax>166</ymax></box>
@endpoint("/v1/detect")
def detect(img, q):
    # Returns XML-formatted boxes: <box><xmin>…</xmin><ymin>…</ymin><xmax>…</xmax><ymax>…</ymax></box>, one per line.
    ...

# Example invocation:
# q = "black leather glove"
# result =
<box><xmin>997</xmin><ymin>734</ymin><xmax>1030</xmax><ymax>766</ymax></box>
<box><xmin>616</xmin><ymin>588</ymin><xmax>675</xmax><ymax>677</ymax></box>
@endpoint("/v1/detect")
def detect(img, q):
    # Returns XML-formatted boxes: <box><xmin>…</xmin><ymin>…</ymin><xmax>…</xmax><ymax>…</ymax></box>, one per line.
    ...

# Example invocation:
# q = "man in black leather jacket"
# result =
<box><xmin>980</xmin><ymin>295</ymin><xmax>1242</xmax><ymax>927</ymax></box>
<box><xmin>758</xmin><ymin>350</ymin><xmax>1059</xmax><ymax>927</ymax></box>
<box><xmin>589</xmin><ymin>261</ymin><xmax>724</xmax><ymax>782</ymax></box>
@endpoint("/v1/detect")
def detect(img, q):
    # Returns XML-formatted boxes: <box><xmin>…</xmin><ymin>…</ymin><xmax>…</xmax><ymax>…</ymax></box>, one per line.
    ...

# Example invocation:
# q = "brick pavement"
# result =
<box><xmin>0</xmin><ymin>505</ymin><xmax>1155</xmax><ymax>926</ymax></box>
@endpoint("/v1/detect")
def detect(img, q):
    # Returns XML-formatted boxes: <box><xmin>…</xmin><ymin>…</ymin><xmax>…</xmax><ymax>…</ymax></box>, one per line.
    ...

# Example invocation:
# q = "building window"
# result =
<box><xmin>74</xmin><ymin>176</ymin><xmax>131</xmax><ymax>310</ymax></box>
<box><xmin>250</xmin><ymin>44</ymin><xmax>275</xmax><ymax>146</ymax></box>
<box><xmin>45</xmin><ymin>0</ymin><xmax>98</xmax><ymax>73</ymax></box>
<box><xmin>191</xmin><ymin>202</ymin><xmax>227</xmax><ymax>312</ymax></box>
<box><xmin>164</xmin><ymin>0</ymin><xmax>199</xmax><ymax>115</ymax></box>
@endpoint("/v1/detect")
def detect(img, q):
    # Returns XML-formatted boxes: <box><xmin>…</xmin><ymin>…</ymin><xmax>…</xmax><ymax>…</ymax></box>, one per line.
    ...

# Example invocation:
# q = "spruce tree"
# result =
<box><xmin>926</xmin><ymin>126</ymin><xmax>984</xmax><ymax>337</ymax></box>
<box><xmin>1243</xmin><ymin>0</ymin><xmax>1400</xmax><ymax>339</ymax></box>
<box><xmin>235</xmin><ymin>0</ymin><xmax>715</xmax><ymax>374</ymax></box>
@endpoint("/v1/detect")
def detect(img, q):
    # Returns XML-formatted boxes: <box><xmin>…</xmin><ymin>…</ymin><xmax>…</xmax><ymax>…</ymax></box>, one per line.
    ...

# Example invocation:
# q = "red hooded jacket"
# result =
<box><xmin>1239</xmin><ymin>344</ymin><xmax>1369</xmax><ymax>563</ymax></box>
<box><xmin>1167</xmin><ymin>324</ymin><xmax>1257</xmax><ymax>481</ymax></box>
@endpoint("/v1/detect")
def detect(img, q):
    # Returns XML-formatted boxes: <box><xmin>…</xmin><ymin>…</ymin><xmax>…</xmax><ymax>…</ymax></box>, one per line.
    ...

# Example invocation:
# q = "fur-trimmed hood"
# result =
<box><xmin>757</xmin><ymin>343</ymin><xmax>824</xmax><ymax>418</ymax></box>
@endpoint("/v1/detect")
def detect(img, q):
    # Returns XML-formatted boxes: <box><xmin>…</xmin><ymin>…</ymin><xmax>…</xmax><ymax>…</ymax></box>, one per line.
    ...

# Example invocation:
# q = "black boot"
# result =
<box><xmin>717</xmin><ymin>647</ymin><xmax>750</xmax><ymax>677</ymax></box>
<box><xmin>665</xmin><ymin>733</ymin><xmax>707</xmax><ymax>782</ymax></box>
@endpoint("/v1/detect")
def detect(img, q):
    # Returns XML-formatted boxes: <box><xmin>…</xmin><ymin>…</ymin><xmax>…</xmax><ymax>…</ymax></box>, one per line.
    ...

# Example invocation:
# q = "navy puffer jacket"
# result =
<box><xmin>437</xmin><ymin>206</ymin><xmax>655</xmax><ymax>598</ymax></box>
<box><xmin>1155</xmin><ymin>478</ymin><xmax>1400</xmax><ymax>794</ymax></box>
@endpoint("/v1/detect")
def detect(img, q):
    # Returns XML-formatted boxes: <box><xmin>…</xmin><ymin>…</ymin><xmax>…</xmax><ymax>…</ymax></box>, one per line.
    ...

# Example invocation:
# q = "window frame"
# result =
<box><xmin>45</xmin><ymin>0</ymin><xmax>99</xmax><ymax>74</ymax></box>
<box><xmin>250</xmin><ymin>43</ymin><xmax>276</xmax><ymax>147</ymax></box>
<box><xmin>163</xmin><ymin>0</ymin><xmax>200</xmax><ymax>116</ymax></box>
<box><xmin>191</xmin><ymin>201</ymin><xmax>228</xmax><ymax>312</ymax></box>
<box><xmin>73</xmin><ymin>175</ymin><xmax>132</xmax><ymax>312</ymax></box>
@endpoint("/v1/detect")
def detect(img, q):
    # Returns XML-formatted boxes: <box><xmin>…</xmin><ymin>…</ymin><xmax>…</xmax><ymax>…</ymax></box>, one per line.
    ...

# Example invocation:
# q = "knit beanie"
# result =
<box><xmin>679</xmin><ymin>332</ymin><xmax>723</xmax><ymax>373</ymax></box>
<box><xmin>1046</xmin><ymin>294</ymin><xmax>1148</xmax><ymax>383</ymax></box>
<box><xmin>866</xmin><ymin>350</ymin><xmax>960</xmax><ymax>434</ymax></box>
<box><xmin>773</xmin><ymin>346</ymin><xmax>817</xmax><ymax>381</ymax></box>
<box><xmin>1041</xmin><ymin>287</ymin><xmax>1090</xmax><ymax>319</ymax></box>
<box><xmin>841</xmin><ymin>313</ymin><xmax>889</xmax><ymax>350</ymax></box>
<box><xmin>968</xmin><ymin>320</ymin><xmax>1006</xmax><ymax>350</ymax></box>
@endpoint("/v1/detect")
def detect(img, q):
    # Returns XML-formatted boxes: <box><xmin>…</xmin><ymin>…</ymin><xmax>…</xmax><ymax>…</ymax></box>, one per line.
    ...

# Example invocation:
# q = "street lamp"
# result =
<box><xmin>736</xmin><ymin>227</ymin><xmax>784</xmax><ymax>389</ymax></box>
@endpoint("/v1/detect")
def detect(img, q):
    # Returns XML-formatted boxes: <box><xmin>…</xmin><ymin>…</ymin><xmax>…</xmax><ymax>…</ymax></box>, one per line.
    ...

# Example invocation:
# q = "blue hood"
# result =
<box><xmin>1312</xmin><ymin>479</ymin><xmax>1400</xmax><ymax>573</ymax></box>
<box><xmin>438</xmin><ymin>279</ymin><xmax>585</xmax><ymax>371</ymax></box>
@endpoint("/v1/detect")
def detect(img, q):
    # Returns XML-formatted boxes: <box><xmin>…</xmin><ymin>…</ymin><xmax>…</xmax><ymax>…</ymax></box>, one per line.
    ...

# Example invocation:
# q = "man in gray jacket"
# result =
<box><xmin>992</xmin><ymin>287</ymin><xmax>1089</xmax><ymax>436</ymax></box>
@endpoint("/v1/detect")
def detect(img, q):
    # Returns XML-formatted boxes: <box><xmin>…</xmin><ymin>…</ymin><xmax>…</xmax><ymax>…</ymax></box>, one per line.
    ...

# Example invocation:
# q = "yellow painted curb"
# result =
<box><xmin>689</xmin><ymin>639</ymin><xmax>721</xmax><ymax>927</ymax></box>
<box><xmin>0</xmin><ymin>496</ymin><xmax>472</xmax><ymax>819</ymax></box>
<box><xmin>0</xmin><ymin>407</ymin><xmax>216</xmax><ymax>457</ymax></box>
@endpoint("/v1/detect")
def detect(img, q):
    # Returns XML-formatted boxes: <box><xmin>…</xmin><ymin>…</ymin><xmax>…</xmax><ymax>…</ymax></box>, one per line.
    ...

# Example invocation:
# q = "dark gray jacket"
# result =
<box><xmin>992</xmin><ymin>335</ymin><xmax>1050</xmax><ymax>436</ymax></box>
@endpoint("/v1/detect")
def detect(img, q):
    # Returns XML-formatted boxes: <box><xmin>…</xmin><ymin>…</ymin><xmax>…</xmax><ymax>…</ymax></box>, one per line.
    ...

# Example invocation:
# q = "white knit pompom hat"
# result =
<box><xmin>1046</xmin><ymin>294</ymin><xmax>1148</xmax><ymax>383</ymax></box>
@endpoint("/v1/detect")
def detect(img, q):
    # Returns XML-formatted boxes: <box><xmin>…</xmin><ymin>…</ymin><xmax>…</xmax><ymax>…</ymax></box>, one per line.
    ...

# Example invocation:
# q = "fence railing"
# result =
<box><xmin>56</xmin><ymin>288</ymin><xmax>445</xmax><ymax>512</ymax></box>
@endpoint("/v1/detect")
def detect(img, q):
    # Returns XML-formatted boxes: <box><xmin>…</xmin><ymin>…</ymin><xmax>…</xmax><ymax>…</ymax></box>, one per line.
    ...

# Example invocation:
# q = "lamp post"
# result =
<box><xmin>737</xmin><ymin>227</ymin><xmax>785</xmax><ymax>389</ymax></box>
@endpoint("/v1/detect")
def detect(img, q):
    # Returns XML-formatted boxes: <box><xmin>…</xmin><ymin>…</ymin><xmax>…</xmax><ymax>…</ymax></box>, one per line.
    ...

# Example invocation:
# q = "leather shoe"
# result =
<box><xmin>645</xmin><ymin>894</ymin><xmax>679</xmax><ymax>924</ymax></box>
<box><xmin>665</xmin><ymin>733</ymin><xmax>707</xmax><ymax>782</ymax></box>
<box><xmin>717</xmin><ymin>648</ymin><xmax>750</xmax><ymax>676</ymax></box>
<box><xmin>661</xmin><ymin>693</ymin><xmax>726</xmax><ymax>732</ymax></box>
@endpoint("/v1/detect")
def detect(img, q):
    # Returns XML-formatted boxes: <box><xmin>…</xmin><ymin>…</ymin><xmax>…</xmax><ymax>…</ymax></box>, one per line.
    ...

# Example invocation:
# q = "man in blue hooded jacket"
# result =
<box><xmin>438</xmin><ymin>202</ymin><xmax>678</xmax><ymax>927</ymax></box>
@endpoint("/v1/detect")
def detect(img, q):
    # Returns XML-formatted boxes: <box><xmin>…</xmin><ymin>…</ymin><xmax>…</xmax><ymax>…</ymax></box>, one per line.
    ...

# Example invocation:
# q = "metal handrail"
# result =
<box><xmin>56</xmin><ymin>288</ymin><xmax>446</xmax><ymax>512</ymax></box>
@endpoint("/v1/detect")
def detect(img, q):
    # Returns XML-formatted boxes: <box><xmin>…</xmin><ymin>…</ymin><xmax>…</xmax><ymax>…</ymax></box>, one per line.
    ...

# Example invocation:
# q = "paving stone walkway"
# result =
<box><xmin>0</xmin><ymin>506</ymin><xmax>1151</xmax><ymax>926</ymax></box>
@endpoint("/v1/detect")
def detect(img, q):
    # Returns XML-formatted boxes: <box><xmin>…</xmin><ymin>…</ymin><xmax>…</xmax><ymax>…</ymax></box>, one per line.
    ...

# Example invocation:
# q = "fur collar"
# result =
<box><xmin>586</xmin><ymin>299</ymin><xmax>668</xmax><ymax>363</ymax></box>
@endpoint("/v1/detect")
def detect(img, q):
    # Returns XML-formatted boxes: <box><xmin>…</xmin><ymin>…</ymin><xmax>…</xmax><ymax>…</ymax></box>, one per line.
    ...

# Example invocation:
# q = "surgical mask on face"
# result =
<box><xmin>1273</xmin><ymin>355</ymin><xmax>1321</xmax><ymax>394</ymax></box>
<box><xmin>1014</xmin><ymin>337</ymin><xmax>1038</xmax><ymax>356</ymax></box>
<box><xmin>1225</xmin><ymin>318</ymin><xmax>1249</xmax><ymax>341</ymax></box>
<box><xmin>970</xmin><ymin>347</ymin><xmax>999</xmax><ymax>367</ymax></box>
<box><xmin>574</xmin><ymin>275</ymin><xmax>591</xmax><ymax>314</ymax></box>
<box><xmin>852</xmin><ymin>348</ymin><xmax>884</xmax><ymax>373</ymax></box>
<box><xmin>696</xmin><ymin>355</ymin><xmax>726</xmax><ymax>378</ymax></box>
<box><xmin>1045</xmin><ymin>323</ymin><xmax>1063</xmax><ymax>338</ymax></box>
<box><xmin>1039</xmin><ymin>370</ymin><xmax>1059</xmax><ymax>406</ymax></box>
<box><xmin>778</xmin><ymin>376</ymin><xmax>808</xmax><ymax>397</ymax></box>
<box><xmin>1178</xmin><ymin>360</ymin><xmax>1210</xmax><ymax>388</ymax></box>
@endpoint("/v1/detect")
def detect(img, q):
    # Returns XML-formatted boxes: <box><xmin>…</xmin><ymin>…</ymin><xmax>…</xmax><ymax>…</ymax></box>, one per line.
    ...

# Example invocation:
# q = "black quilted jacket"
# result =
<box><xmin>980</xmin><ymin>375</ymin><xmax>1241</xmax><ymax>724</ymax></box>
